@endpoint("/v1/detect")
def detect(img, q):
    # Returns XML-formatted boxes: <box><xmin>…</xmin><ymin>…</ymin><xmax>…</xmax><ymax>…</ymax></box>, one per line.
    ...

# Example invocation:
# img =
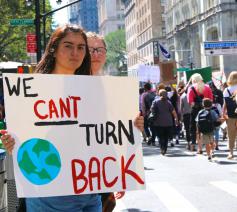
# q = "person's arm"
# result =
<box><xmin>222</xmin><ymin>101</ymin><xmax>228</xmax><ymax>120</ymax></box>
<box><xmin>171</xmin><ymin>109</ymin><xmax>178</xmax><ymax>126</ymax></box>
<box><xmin>141</xmin><ymin>94</ymin><xmax>146</xmax><ymax>116</ymax></box>
<box><xmin>180</xmin><ymin>96</ymin><xmax>184</xmax><ymax>118</ymax></box>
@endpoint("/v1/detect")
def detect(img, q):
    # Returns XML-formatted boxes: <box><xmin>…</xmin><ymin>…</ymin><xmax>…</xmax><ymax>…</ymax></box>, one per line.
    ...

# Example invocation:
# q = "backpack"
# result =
<box><xmin>224</xmin><ymin>89</ymin><xmax>237</xmax><ymax>118</ymax></box>
<box><xmin>144</xmin><ymin>91</ymin><xmax>156</xmax><ymax>112</ymax></box>
<box><xmin>191</xmin><ymin>86</ymin><xmax>204</xmax><ymax>109</ymax></box>
<box><xmin>197</xmin><ymin>109</ymin><xmax>214</xmax><ymax>134</ymax></box>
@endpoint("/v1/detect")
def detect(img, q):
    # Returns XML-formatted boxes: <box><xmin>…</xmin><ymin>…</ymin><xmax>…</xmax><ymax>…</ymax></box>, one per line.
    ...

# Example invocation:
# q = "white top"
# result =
<box><xmin>223</xmin><ymin>85</ymin><xmax>237</xmax><ymax>97</ymax></box>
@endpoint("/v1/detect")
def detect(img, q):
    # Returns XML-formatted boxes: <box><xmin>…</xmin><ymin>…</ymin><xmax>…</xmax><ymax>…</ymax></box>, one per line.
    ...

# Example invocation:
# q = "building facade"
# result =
<box><xmin>68</xmin><ymin>0</ymin><xmax>99</xmax><ymax>33</ymax></box>
<box><xmin>166</xmin><ymin>0</ymin><xmax>237</xmax><ymax>75</ymax></box>
<box><xmin>97</xmin><ymin>0</ymin><xmax>125</xmax><ymax>36</ymax></box>
<box><xmin>124</xmin><ymin>0</ymin><xmax>167</xmax><ymax>75</ymax></box>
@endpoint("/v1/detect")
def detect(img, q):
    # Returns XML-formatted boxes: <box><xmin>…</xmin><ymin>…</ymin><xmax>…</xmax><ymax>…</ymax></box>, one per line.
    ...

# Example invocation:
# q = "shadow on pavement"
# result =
<box><xmin>213</xmin><ymin>159</ymin><xmax>237</xmax><ymax>165</ymax></box>
<box><xmin>213</xmin><ymin>153</ymin><xmax>228</xmax><ymax>158</ymax></box>
<box><xmin>165</xmin><ymin>149</ymin><xmax>196</xmax><ymax>157</ymax></box>
<box><xmin>144</xmin><ymin>167</ymin><xmax>154</xmax><ymax>171</ymax></box>
<box><xmin>142</xmin><ymin>143</ymin><xmax>160</xmax><ymax>157</ymax></box>
<box><xmin>165</xmin><ymin>153</ymin><xmax>195</xmax><ymax>157</ymax></box>
<box><xmin>122</xmin><ymin>209</ymin><xmax>152</xmax><ymax>212</ymax></box>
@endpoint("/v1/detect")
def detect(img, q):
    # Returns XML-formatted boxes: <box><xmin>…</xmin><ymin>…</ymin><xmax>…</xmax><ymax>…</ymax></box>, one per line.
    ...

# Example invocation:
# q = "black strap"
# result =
<box><xmin>227</xmin><ymin>88</ymin><xmax>232</xmax><ymax>97</ymax></box>
<box><xmin>191</xmin><ymin>86</ymin><xmax>199</xmax><ymax>97</ymax></box>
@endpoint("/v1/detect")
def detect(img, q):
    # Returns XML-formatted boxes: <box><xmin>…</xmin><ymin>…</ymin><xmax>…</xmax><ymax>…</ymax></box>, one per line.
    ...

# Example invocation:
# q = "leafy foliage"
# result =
<box><xmin>0</xmin><ymin>0</ymin><xmax>52</xmax><ymax>62</ymax></box>
<box><xmin>104</xmin><ymin>29</ymin><xmax>127</xmax><ymax>76</ymax></box>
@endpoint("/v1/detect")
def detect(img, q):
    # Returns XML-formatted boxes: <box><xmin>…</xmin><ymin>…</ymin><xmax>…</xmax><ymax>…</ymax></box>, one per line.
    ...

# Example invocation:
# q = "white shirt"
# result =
<box><xmin>223</xmin><ymin>85</ymin><xmax>237</xmax><ymax>97</ymax></box>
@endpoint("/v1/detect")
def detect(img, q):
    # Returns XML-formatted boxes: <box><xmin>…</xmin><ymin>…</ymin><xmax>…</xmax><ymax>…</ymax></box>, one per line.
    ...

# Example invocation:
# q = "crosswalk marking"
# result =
<box><xmin>114</xmin><ymin>180</ymin><xmax>237</xmax><ymax>211</ymax></box>
<box><xmin>148</xmin><ymin>182</ymin><xmax>199</xmax><ymax>212</ymax></box>
<box><xmin>210</xmin><ymin>181</ymin><xmax>237</xmax><ymax>198</ymax></box>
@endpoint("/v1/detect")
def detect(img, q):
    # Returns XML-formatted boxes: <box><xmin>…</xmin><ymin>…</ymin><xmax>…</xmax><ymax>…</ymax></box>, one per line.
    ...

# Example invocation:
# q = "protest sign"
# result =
<box><xmin>3</xmin><ymin>73</ymin><xmax>145</xmax><ymax>197</ymax></box>
<box><xmin>137</xmin><ymin>64</ymin><xmax>160</xmax><ymax>83</ymax></box>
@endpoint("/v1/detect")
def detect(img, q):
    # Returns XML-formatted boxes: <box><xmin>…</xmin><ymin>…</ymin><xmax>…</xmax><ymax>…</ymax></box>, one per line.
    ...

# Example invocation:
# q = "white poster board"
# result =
<box><xmin>3</xmin><ymin>73</ymin><xmax>145</xmax><ymax>197</ymax></box>
<box><xmin>137</xmin><ymin>64</ymin><xmax>160</xmax><ymax>83</ymax></box>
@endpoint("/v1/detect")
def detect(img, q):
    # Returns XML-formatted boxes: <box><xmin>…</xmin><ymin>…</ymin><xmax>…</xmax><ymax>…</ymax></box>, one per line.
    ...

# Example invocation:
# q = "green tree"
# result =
<box><xmin>104</xmin><ymin>29</ymin><xmax>127</xmax><ymax>76</ymax></box>
<box><xmin>0</xmin><ymin>0</ymin><xmax>52</xmax><ymax>62</ymax></box>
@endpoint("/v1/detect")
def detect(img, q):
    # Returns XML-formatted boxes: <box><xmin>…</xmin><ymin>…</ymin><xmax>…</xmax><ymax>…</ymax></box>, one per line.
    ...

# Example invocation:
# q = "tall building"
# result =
<box><xmin>68</xmin><ymin>0</ymin><xmax>99</xmax><ymax>33</ymax></box>
<box><xmin>166</xmin><ymin>0</ymin><xmax>237</xmax><ymax>75</ymax></box>
<box><xmin>97</xmin><ymin>0</ymin><xmax>125</xmax><ymax>36</ymax></box>
<box><xmin>124</xmin><ymin>0</ymin><xmax>167</xmax><ymax>75</ymax></box>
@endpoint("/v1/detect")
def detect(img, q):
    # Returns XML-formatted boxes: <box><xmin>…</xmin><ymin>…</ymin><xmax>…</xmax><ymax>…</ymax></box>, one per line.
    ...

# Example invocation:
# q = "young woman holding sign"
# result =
<box><xmin>1</xmin><ymin>24</ymin><xmax>143</xmax><ymax>211</ymax></box>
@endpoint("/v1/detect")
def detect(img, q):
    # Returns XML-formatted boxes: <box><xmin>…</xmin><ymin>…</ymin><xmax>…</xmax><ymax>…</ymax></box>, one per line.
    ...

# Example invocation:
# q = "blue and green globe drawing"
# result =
<box><xmin>17</xmin><ymin>138</ymin><xmax>61</xmax><ymax>185</ymax></box>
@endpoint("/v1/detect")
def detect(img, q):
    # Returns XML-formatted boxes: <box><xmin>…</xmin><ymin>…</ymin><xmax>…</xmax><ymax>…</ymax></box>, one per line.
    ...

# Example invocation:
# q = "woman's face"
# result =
<box><xmin>87</xmin><ymin>37</ymin><xmax>106</xmax><ymax>75</ymax></box>
<box><xmin>53</xmin><ymin>32</ymin><xmax>86</xmax><ymax>74</ymax></box>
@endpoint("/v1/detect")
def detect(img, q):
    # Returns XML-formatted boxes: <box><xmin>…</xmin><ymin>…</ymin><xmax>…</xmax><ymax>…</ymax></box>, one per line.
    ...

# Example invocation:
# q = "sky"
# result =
<box><xmin>49</xmin><ymin>0</ymin><xmax>69</xmax><ymax>26</ymax></box>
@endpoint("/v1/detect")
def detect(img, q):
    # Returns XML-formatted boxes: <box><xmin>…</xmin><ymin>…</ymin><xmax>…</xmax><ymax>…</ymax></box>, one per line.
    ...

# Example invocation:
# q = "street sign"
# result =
<box><xmin>10</xmin><ymin>19</ymin><xmax>34</xmax><ymax>26</ymax></box>
<box><xmin>26</xmin><ymin>34</ymin><xmax>36</xmax><ymax>42</ymax></box>
<box><xmin>26</xmin><ymin>33</ymin><xmax>37</xmax><ymax>56</ymax></box>
<box><xmin>27</xmin><ymin>43</ymin><xmax>37</xmax><ymax>53</ymax></box>
<box><xmin>204</xmin><ymin>41</ymin><xmax>237</xmax><ymax>56</ymax></box>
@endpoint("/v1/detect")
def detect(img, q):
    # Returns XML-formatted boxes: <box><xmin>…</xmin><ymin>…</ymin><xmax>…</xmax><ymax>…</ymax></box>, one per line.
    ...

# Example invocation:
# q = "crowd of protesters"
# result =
<box><xmin>140</xmin><ymin>71</ymin><xmax>237</xmax><ymax>161</ymax></box>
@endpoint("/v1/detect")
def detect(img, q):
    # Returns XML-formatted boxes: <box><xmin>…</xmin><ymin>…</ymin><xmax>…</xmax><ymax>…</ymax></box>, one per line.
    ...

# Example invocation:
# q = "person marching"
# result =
<box><xmin>150</xmin><ymin>89</ymin><xmax>178</xmax><ymax>155</ymax></box>
<box><xmin>196</xmin><ymin>98</ymin><xmax>221</xmax><ymax>160</ymax></box>
<box><xmin>187</xmin><ymin>73</ymin><xmax>213</xmax><ymax>152</ymax></box>
<box><xmin>223</xmin><ymin>71</ymin><xmax>237</xmax><ymax>159</ymax></box>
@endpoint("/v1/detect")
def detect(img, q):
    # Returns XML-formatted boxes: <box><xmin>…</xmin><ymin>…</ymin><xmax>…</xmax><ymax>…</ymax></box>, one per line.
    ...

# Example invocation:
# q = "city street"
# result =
<box><xmin>114</xmin><ymin>139</ymin><xmax>237</xmax><ymax>212</ymax></box>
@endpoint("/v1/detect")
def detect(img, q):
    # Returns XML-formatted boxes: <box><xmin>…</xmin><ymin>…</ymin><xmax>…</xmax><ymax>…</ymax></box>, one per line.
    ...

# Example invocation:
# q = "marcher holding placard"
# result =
<box><xmin>3</xmin><ymin>24</ymin><xmax>102</xmax><ymax>212</ymax></box>
<box><xmin>1</xmin><ymin>25</ymin><xmax>144</xmax><ymax>212</ymax></box>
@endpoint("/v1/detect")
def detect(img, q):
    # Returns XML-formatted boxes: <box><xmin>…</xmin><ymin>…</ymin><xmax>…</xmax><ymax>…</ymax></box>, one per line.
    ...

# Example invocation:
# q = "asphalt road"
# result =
<box><xmin>114</xmin><ymin>138</ymin><xmax>237</xmax><ymax>212</ymax></box>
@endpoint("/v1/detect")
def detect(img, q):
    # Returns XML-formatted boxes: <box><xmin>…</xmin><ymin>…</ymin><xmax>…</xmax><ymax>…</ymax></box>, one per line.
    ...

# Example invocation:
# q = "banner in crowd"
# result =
<box><xmin>177</xmin><ymin>66</ymin><xmax>212</xmax><ymax>83</ymax></box>
<box><xmin>137</xmin><ymin>64</ymin><xmax>160</xmax><ymax>83</ymax></box>
<box><xmin>3</xmin><ymin>74</ymin><xmax>145</xmax><ymax>197</ymax></box>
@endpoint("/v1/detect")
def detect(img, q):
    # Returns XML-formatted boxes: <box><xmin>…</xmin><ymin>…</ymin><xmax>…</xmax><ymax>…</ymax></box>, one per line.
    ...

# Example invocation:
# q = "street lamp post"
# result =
<box><xmin>34</xmin><ymin>0</ymin><xmax>41</xmax><ymax>62</ymax></box>
<box><xmin>26</xmin><ymin>0</ymin><xmax>82</xmax><ymax>62</ymax></box>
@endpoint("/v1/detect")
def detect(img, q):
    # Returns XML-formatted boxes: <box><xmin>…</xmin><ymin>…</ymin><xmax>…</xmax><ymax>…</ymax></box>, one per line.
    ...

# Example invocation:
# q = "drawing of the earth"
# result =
<box><xmin>17</xmin><ymin>138</ymin><xmax>61</xmax><ymax>185</ymax></box>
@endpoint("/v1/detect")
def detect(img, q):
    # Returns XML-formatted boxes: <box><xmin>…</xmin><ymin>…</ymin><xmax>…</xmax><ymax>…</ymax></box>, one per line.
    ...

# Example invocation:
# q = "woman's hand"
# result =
<box><xmin>0</xmin><ymin>130</ymin><xmax>15</xmax><ymax>154</ymax></box>
<box><xmin>114</xmin><ymin>191</ymin><xmax>125</xmax><ymax>199</ymax></box>
<box><xmin>134</xmin><ymin>114</ymin><xmax>144</xmax><ymax>132</ymax></box>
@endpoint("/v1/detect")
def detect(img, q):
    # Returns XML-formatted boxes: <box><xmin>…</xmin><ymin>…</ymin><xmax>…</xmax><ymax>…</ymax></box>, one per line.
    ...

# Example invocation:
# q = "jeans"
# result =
<box><xmin>26</xmin><ymin>194</ymin><xmax>102</xmax><ymax>212</ymax></box>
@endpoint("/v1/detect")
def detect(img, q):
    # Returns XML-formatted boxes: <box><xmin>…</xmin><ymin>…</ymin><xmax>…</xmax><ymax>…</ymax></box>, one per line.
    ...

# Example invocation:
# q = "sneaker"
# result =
<box><xmin>197</xmin><ymin>150</ymin><xmax>203</xmax><ymax>154</ymax></box>
<box><xmin>215</xmin><ymin>146</ymin><xmax>219</xmax><ymax>151</ymax></box>
<box><xmin>176</xmin><ymin>139</ymin><xmax>179</xmax><ymax>144</ymax></box>
<box><xmin>208</xmin><ymin>156</ymin><xmax>212</xmax><ymax>161</ymax></box>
